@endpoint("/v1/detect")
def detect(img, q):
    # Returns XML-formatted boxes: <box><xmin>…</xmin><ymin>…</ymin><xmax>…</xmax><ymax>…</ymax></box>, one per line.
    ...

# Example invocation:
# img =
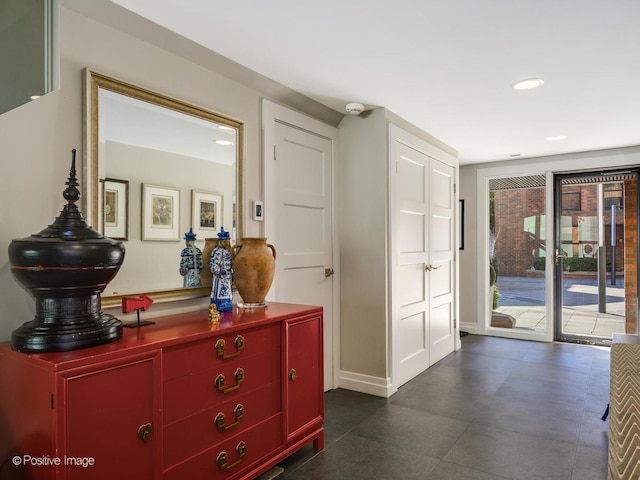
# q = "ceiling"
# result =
<box><xmin>108</xmin><ymin>0</ymin><xmax>640</xmax><ymax>165</ymax></box>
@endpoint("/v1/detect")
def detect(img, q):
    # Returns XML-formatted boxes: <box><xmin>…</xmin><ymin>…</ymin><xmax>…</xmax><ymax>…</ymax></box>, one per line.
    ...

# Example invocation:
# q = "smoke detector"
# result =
<box><xmin>345</xmin><ymin>102</ymin><xmax>365</xmax><ymax>116</ymax></box>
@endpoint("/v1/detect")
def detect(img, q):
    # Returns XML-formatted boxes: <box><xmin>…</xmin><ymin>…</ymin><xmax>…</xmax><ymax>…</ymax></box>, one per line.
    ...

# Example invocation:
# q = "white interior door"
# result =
<box><xmin>428</xmin><ymin>159</ymin><xmax>456</xmax><ymax>365</ymax></box>
<box><xmin>393</xmin><ymin>140</ymin><xmax>431</xmax><ymax>386</ymax></box>
<box><xmin>263</xmin><ymin>100</ymin><xmax>337</xmax><ymax>391</ymax></box>
<box><xmin>390</xmin><ymin>125</ymin><xmax>456</xmax><ymax>388</ymax></box>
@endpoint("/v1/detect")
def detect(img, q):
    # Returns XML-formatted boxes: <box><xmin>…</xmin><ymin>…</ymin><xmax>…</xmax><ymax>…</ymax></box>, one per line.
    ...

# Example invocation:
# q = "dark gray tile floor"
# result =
<box><xmin>275</xmin><ymin>334</ymin><xmax>610</xmax><ymax>480</ymax></box>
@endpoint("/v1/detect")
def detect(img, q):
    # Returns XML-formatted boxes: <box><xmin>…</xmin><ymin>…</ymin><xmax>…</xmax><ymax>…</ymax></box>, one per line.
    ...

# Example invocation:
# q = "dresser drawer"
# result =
<box><xmin>164</xmin><ymin>414</ymin><xmax>283</xmax><ymax>480</ymax></box>
<box><xmin>164</xmin><ymin>380</ymin><xmax>281</xmax><ymax>468</ymax></box>
<box><xmin>163</xmin><ymin>322</ymin><xmax>280</xmax><ymax>381</ymax></box>
<box><xmin>163</xmin><ymin>345</ymin><xmax>281</xmax><ymax>424</ymax></box>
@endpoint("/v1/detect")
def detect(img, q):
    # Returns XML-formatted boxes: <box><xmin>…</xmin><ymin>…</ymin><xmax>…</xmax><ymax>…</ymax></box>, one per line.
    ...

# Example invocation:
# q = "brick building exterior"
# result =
<box><xmin>492</xmin><ymin>183</ymin><xmax>625</xmax><ymax>277</ymax></box>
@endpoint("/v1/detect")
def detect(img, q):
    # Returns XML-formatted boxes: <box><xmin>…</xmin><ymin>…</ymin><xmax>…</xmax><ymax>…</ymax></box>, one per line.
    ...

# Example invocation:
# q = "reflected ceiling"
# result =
<box><xmin>100</xmin><ymin>89</ymin><xmax>236</xmax><ymax>165</ymax></box>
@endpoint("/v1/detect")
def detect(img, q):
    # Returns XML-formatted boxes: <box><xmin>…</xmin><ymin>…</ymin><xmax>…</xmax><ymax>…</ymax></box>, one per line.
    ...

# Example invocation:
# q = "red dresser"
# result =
<box><xmin>0</xmin><ymin>302</ymin><xmax>324</xmax><ymax>480</ymax></box>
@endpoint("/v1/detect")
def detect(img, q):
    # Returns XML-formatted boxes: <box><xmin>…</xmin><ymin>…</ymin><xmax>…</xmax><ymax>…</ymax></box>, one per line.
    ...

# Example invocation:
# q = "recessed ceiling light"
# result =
<box><xmin>30</xmin><ymin>95</ymin><xmax>40</xmax><ymax>100</ymax></box>
<box><xmin>546</xmin><ymin>135</ymin><xmax>567</xmax><ymax>142</ymax></box>
<box><xmin>512</xmin><ymin>78</ymin><xmax>544</xmax><ymax>90</ymax></box>
<box><xmin>215</xmin><ymin>140</ymin><xmax>234</xmax><ymax>146</ymax></box>
<box><xmin>218</xmin><ymin>125</ymin><xmax>235</xmax><ymax>133</ymax></box>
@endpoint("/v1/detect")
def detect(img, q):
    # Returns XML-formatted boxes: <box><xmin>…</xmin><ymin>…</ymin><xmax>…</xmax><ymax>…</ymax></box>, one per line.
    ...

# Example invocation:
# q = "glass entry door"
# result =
<box><xmin>554</xmin><ymin>171</ymin><xmax>638</xmax><ymax>345</ymax></box>
<box><xmin>488</xmin><ymin>174</ymin><xmax>549</xmax><ymax>339</ymax></box>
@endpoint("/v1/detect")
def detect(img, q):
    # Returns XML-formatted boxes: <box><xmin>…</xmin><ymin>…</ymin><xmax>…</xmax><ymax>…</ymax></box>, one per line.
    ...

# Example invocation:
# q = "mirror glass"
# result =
<box><xmin>84</xmin><ymin>70</ymin><xmax>243</xmax><ymax>305</ymax></box>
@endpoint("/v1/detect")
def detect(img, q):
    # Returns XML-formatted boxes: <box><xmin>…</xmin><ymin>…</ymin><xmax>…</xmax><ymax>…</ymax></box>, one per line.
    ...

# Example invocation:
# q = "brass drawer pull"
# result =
<box><xmin>215</xmin><ymin>404</ymin><xmax>244</xmax><ymax>431</ymax></box>
<box><xmin>289</xmin><ymin>368</ymin><xmax>297</xmax><ymax>381</ymax></box>
<box><xmin>215</xmin><ymin>335</ymin><xmax>245</xmax><ymax>359</ymax></box>
<box><xmin>215</xmin><ymin>368</ymin><xmax>245</xmax><ymax>393</ymax></box>
<box><xmin>137</xmin><ymin>423</ymin><xmax>153</xmax><ymax>443</ymax></box>
<box><xmin>217</xmin><ymin>441</ymin><xmax>246</xmax><ymax>471</ymax></box>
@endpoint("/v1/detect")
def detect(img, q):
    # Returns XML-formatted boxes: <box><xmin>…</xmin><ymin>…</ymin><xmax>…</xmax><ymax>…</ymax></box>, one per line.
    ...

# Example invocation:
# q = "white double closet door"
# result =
<box><xmin>389</xmin><ymin>125</ymin><xmax>456</xmax><ymax>388</ymax></box>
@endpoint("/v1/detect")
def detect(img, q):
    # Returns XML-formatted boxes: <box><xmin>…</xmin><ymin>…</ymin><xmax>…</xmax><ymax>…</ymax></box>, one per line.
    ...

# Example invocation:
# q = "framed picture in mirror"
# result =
<box><xmin>102</xmin><ymin>178</ymin><xmax>129</xmax><ymax>241</ymax></box>
<box><xmin>142</xmin><ymin>184</ymin><xmax>181</xmax><ymax>241</ymax></box>
<box><xmin>192</xmin><ymin>190</ymin><xmax>223</xmax><ymax>240</ymax></box>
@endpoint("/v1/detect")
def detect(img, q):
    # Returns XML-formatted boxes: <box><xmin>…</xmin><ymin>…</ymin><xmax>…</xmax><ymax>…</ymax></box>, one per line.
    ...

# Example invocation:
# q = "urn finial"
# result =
<box><xmin>62</xmin><ymin>148</ymin><xmax>81</xmax><ymax>206</ymax></box>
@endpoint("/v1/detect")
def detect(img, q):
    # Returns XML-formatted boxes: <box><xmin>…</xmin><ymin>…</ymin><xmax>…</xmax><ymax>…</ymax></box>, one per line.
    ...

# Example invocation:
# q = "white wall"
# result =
<box><xmin>459</xmin><ymin>146</ymin><xmax>640</xmax><ymax>335</ymax></box>
<box><xmin>338</xmin><ymin>109</ymin><xmax>389</xmax><ymax>379</ymax></box>
<box><xmin>0</xmin><ymin>1</ymin><xmax>340</xmax><ymax>342</ymax></box>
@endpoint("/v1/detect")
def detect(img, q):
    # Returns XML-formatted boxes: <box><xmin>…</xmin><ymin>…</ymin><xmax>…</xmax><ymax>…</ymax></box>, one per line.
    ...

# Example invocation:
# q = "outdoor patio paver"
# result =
<box><xmin>494</xmin><ymin>276</ymin><xmax>625</xmax><ymax>338</ymax></box>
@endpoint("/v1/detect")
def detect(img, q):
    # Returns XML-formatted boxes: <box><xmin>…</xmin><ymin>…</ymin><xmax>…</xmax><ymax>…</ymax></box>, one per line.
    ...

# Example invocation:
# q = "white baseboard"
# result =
<box><xmin>338</xmin><ymin>370</ymin><xmax>396</xmax><ymax>398</ymax></box>
<box><xmin>460</xmin><ymin>321</ymin><xmax>478</xmax><ymax>335</ymax></box>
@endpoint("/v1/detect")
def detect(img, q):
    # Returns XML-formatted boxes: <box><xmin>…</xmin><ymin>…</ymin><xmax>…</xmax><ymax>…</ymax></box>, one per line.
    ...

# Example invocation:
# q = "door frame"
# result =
<box><xmin>478</xmin><ymin>170</ymin><xmax>555</xmax><ymax>342</ymax></box>
<box><xmin>262</xmin><ymin>99</ymin><xmax>340</xmax><ymax>390</ymax></box>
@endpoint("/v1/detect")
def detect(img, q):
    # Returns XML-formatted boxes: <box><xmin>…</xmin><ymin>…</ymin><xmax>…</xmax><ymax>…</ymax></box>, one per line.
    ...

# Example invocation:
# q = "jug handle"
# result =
<box><xmin>267</xmin><ymin>243</ymin><xmax>277</xmax><ymax>261</ymax></box>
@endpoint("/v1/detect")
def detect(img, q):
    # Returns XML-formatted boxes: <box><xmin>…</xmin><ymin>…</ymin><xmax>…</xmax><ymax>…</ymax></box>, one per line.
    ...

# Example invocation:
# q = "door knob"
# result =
<box><xmin>137</xmin><ymin>423</ymin><xmax>153</xmax><ymax>443</ymax></box>
<box><xmin>325</xmin><ymin>268</ymin><xmax>334</xmax><ymax>277</ymax></box>
<box><xmin>425</xmin><ymin>264</ymin><xmax>441</xmax><ymax>272</ymax></box>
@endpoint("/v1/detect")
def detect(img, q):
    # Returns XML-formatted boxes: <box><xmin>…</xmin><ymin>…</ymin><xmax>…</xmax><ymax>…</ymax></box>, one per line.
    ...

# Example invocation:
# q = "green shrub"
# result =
<box><xmin>532</xmin><ymin>255</ymin><xmax>613</xmax><ymax>272</ymax></box>
<box><xmin>532</xmin><ymin>257</ymin><xmax>546</xmax><ymax>271</ymax></box>
<box><xmin>564</xmin><ymin>257</ymin><xmax>597</xmax><ymax>272</ymax></box>
<box><xmin>493</xmin><ymin>285</ymin><xmax>500</xmax><ymax>309</ymax></box>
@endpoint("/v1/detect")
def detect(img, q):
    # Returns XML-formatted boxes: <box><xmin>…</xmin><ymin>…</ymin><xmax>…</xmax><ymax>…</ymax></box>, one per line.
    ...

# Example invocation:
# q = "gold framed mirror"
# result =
<box><xmin>83</xmin><ymin>69</ymin><xmax>243</xmax><ymax>306</ymax></box>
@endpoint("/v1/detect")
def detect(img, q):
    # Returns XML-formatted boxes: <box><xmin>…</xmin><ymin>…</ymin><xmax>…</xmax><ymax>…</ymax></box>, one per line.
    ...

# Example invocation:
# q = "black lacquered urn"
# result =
<box><xmin>8</xmin><ymin>150</ymin><xmax>125</xmax><ymax>352</ymax></box>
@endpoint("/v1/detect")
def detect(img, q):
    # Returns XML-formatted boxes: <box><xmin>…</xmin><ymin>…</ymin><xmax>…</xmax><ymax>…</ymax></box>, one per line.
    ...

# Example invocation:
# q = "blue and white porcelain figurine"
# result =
<box><xmin>179</xmin><ymin>228</ymin><xmax>204</xmax><ymax>287</ymax></box>
<box><xmin>210</xmin><ymin>227</ymin><xmax>234</xmax><ymax>311</ymax></box>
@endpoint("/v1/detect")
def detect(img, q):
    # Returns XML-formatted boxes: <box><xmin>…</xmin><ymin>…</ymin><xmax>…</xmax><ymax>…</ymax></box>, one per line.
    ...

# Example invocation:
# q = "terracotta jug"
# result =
<box><xmin>231</xmin><ymin>237</ymin><xmax>276</xmax><ymax>307</ymax></box>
